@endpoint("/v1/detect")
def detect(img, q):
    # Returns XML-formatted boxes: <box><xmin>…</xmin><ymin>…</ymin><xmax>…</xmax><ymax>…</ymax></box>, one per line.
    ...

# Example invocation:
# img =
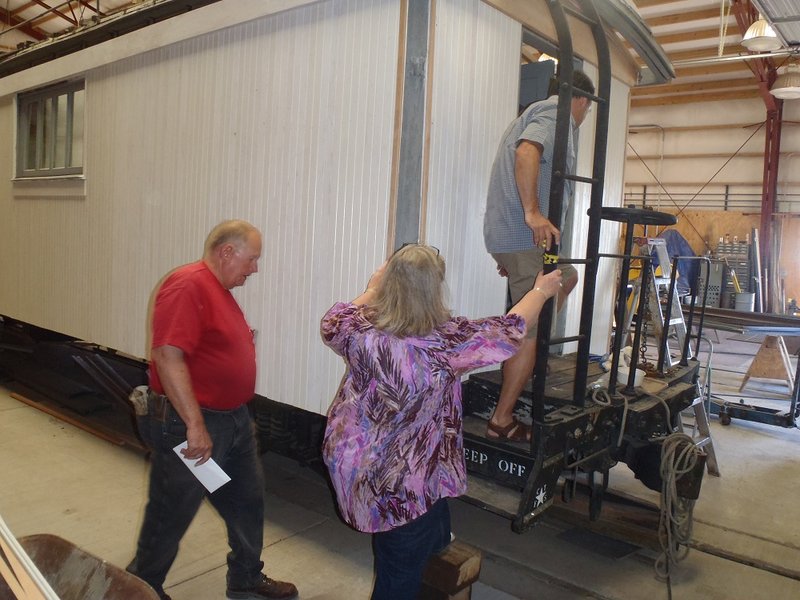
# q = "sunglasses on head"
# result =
<box><xmin>395</xmin><ymin>242</ymin><xmax>440</xmax><ymax>255</ymax></box>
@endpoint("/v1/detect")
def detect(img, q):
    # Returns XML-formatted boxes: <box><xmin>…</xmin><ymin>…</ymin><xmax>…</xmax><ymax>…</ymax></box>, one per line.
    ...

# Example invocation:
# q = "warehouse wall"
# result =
<box><xmin>625</xmin><ymin>98</ymin><xmax>800</xmax><ymax>309</ymax></box>
<box><xmin>626</xmin><ymin>98</ymin><xmax>800</xmax><ymax>214</ymax></box>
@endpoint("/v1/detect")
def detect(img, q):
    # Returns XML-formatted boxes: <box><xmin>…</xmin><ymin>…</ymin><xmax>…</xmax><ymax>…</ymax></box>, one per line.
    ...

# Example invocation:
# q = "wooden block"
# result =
<box><xmin>640</xmin><ymin>377</ymin><xmax>669</xmax><ymax>395</ymax></box>
<box><xmin>419</xmin><ymin>540</ymin><xmax>481</xmax><ymax>599</ymax></box>
<box><xmin>739</xmin><ymin>335</ymin><xmax>795</xmax><ymax>393</ymax></box>
<box><xmin>418</xmin><ymin>586</ymin><xmax>471</xmax><ymax>600</ymax></box>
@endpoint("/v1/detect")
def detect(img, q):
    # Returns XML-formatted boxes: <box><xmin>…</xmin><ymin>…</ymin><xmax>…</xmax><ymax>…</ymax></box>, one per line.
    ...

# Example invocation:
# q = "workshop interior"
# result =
<box><xmin>1</xmin><ymin>1</ymin><xmax>800</xmax><ymax>599</ymax></box>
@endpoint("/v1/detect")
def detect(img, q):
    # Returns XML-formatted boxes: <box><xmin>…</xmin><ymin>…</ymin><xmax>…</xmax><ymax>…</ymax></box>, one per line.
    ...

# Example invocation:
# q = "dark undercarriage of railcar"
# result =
<box><xmin>460</xmin><ymin>356</ymin><xmax>704</xmax><ymax>532</ymax></box>
<box><xmin>0</xmin><ymin>315</ymin><xmax>325</xmax><ymax>462</ymax></box>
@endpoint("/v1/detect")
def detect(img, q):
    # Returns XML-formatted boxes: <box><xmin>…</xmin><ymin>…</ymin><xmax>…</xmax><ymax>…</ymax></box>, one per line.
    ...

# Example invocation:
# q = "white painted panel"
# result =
<box><xmin>563</xmin><ymin>67</ymin><xmax>631</xmax><ymax>357</ymax></box>
<box><xmin>425</xmin><ymin>0</ymin><xmax>520</xmax><ymax>322</ymax></box>
<box><xmin>0</xmin><ymin>0</ymin><xmax>400</xmax><ymax>415</ymax></box>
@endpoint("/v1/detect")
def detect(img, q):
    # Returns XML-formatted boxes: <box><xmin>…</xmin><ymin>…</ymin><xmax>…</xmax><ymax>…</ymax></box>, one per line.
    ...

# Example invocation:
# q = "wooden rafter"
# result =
<box><xmin>520</xmin><ymin>44</ymin><xmax>537</xmax><ymax>64</ymax></box>
<box><xmin>631</xmin><ymin>88</ymin><xmax>760</xmax><ymax>107</ymax></box>
<box><xmin>1</xmin><ymin>1</ymin><xmax>119</xmax><ymax>49</ymax></box>
<box><xmin>626</xmin><ymin>152</ymin><xmax>766</xmax><ymax>160</ymax></box>
<box><xmin>655</xmin><ymin>26</ymin><xmax>739</xmax><ymax>45</ymax></box>
<box><xmin>634</xmin><ymin>0</ymin><xmax>686</xmax><ymax>8</ymax></box>
<box><xmin>674</xmin><ymin>61</ymin><xmax>752</xmax><ymax>78</ymax></box>
<box><xmin>628</xmin><ymin>0</ymin><xmax>787</xmax><ymax>108</ymax></box>
<box><xmin>730</xmin><ymin>0</ymin><xmax>778</xmax><ymax>111</ymax></box>
<box><xmin>0</xmin><ymin>5</ymin><xmax>48</xmax><ymax>41</ymax></box>
<box><xmin>634</xmin><ymin>47</ymin><xmax>752</xmax><ymax>70</ymax></box>
<box><xmin>630</xmin><ymin>122</ymin><xmax>781</xmax><ymax>133</ymax></box>
<box><xmin>632</xmin><ymin>77</ymin><xmax>758</xmax><ymax>96</ymax></box>
<box><xmin>646</xmin><ymin>8</ymin><xmax>732</xmax><ymax>28</ymax></box>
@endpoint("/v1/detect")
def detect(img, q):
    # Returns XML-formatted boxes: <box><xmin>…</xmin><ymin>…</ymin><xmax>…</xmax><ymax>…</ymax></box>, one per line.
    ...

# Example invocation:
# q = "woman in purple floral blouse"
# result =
<box><xmin>321</xmin><ymin>244</ymin><xmax>561</xmax><ymax>599</ymax></box>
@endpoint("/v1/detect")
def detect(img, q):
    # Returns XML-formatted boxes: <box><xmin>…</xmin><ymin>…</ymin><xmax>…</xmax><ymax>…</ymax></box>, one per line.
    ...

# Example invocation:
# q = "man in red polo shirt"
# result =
<box><xmin>128</xmin><ymin>220</ymin><xmax>297</xmax><ymax>600</ymax></box>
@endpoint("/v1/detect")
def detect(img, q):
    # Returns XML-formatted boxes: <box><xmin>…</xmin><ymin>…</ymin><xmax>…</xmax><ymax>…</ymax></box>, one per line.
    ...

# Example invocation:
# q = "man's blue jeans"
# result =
<box><xmin>128</xmin><ymin>403</ymin><xmax>265</xmax><ymax>596</ymax></box>
<box><xmin>371</xmin><ymin>498</ymin><xmax>451</xmax><ymax>600</ymax></box>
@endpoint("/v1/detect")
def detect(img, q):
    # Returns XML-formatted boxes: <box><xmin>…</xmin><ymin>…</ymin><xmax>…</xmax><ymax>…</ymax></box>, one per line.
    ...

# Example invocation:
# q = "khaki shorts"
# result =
<box><xmin>491</xmin><ymin>248</ymin><xmax>577</xmax><ymax>338</ymax></box>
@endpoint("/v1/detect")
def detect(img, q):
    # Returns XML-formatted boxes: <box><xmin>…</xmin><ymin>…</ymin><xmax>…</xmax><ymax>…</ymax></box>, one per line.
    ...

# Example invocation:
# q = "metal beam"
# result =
<box><xmin>393</xmin><ymin>0</ymin><xmax>432</xmax><ymax>249</ymax></box>
<box><xmin>0</xmin><ymin>0</ymin><xmax>79</xmax><ymax>39</ymax></box>
<box><xmin>0</xmin><ymin>6</ymin><xmax>47</xmax><ymax>41</ymax></box>
<box><xmin>729</xmin><ymin>0</ymin><xmax>784</xmax><ymax>308</ymax></box>
<box><xmin>760</xmin><ymin>104</ymin><xmax>782</xmax><ymax>313</ymax></box>
<box><xmin>0</xmin><ymin>0</ymin><xmax>223</xmax><ymax>78</ymax></box>
<box><xmin>30</xmin><ymin>0</ymin><xmax>78</xmax><ymax>27</ymax></box>
<box><xmin>671</xmin><ymin>49</ymin><xmax>799</xmax><ymax>68</ymax></box>
<box><xmin>75</xmin><ymin>1</ymin><xmax>106</xmax><ymax>17</ymax></box>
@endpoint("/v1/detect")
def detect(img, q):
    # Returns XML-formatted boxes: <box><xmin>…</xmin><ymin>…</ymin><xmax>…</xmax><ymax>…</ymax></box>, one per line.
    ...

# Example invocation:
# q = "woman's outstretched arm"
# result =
<box><xmin>507</xmin><ymin>269</ymin><xmax>563</xmax><ymax>328</ymax></box>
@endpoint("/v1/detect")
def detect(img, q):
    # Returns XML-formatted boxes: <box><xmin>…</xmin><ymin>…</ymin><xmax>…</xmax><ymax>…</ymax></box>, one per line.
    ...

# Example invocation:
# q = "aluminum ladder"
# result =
<box><xmin>646</xmin><ymin>238</ymin><xmax>693</xmax><ymax>367</ymax></box>
<box><xmin>678</xmin><ymin>336</ymin><xmax>720</xmax><ymax>476</ymax></box>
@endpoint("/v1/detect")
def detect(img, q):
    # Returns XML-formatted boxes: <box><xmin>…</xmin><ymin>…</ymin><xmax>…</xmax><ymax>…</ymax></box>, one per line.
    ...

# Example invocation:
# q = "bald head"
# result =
<box><xmin>203</xmin><ymin>220</ymin><xmax>262</xmax><ymax>289</ymax></box>
<box><xmin>203</xmin><ymin>220</ymin><xmax>260</xmax><ymax>259</ymax></box>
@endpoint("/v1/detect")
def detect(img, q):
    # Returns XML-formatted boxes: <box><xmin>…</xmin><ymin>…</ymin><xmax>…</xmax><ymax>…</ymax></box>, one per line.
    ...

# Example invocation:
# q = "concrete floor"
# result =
<box><xmin>1</xmin><ymin>332</ymin><xmax>799</xmax><ymax>599</ymax></box>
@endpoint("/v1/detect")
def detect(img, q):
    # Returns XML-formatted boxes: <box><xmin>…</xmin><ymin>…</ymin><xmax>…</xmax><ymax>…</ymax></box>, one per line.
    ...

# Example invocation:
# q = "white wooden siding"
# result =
<box><xmin>425</xmin><ymin>0</ymin><xmax>520</xmax><ymax>321</ymax></box>
<box><xmin>0</xmin><ymin>0</ymin><xmax>400</xmax><ymax>415</ymax></box>
<box><xmin>564</xmin><ymin>66</ymin><xmax>631</xmax><ymax>356</ymax></box>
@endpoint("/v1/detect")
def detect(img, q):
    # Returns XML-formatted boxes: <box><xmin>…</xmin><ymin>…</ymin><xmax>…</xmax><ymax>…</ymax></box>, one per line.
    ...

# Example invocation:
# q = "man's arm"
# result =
<box><xmin>152</xmin><ymin>344</ymin><xmax>213</xmax><ymax>465</ymax></box>
<box><xmin>515</xmin><ymin>140</ymin><xmax>560</xmax><ymax>250</ymax></box>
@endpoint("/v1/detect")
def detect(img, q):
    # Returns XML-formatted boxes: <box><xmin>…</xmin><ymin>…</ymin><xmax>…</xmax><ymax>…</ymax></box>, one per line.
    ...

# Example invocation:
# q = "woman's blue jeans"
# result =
<box><xmin>371</xmin><ymin>498</ymin><xmax>452</xmax><ymax>600</ymax></box>
<box><xmin>128</xmin><ymin>403</ymin><xmax>265</xmax><ymax>596</ymax></box>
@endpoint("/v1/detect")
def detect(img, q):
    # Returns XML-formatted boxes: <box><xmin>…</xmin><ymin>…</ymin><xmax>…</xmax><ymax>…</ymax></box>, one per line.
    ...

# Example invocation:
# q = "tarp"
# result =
<box><xmin>653</xmin><ymin>229</ymin><xmax>699</xmax><ymax>294</ymax></box>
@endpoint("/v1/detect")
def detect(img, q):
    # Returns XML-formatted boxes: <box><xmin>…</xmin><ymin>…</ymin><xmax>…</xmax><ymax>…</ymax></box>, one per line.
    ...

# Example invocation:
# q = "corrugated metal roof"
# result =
<box><xmin>754</xmin><ymin>0</ymin><xmax>800</xmax><ymax>46</ymax></box>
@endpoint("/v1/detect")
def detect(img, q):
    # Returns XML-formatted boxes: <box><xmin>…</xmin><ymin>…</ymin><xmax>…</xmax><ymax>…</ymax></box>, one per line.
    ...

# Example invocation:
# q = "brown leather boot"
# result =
<box><xmin>226</xmin><ymin>574</ymin><xmax>298</xmax><ymax>600</ymax></box>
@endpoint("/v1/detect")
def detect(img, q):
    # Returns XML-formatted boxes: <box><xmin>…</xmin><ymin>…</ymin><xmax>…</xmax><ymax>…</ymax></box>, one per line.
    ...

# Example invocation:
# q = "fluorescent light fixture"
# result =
<box><xmin>771</xmin><ymin>64</ymin><xmax>800</xmax><ymax>100</ymax></box>
<box><xmin>742</xmin><ymin>16</ymin><xmax>782</xmax><ymax>52</ymax></box>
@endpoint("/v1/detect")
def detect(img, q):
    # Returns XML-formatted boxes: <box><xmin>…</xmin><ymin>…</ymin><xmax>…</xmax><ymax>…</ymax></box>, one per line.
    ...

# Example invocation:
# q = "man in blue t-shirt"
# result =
<box><xmin>483</xmin><ymin>70</ymin><xmax>595</xmax><ymax>442</ymax></box>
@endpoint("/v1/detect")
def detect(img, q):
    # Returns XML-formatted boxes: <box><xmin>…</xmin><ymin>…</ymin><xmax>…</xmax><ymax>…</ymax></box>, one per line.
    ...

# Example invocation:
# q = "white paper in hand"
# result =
<box><xmin>172</xmin><ymin>441</ymin><xmax>231</xmax><ymax>493</ymax></box>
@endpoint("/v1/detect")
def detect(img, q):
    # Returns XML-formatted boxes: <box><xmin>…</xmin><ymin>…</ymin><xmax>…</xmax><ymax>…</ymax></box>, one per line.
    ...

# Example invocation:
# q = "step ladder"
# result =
<box><xmin>678</xmin><ymin>344</ymin><xmax>720</xmax><ymax>476</ymax></box>
<box><xmin>679</xmin><ymin>395</ymin><xmax>720</xmax><ymax>477</ymax></box>
<box><xmin>676</xmin><ymin>335</ymin><xmax>719</xmax><ymax>476</ymax></box>
<box><xmin>646</xmin><ymin>238</ymin><xmax>693</xmax><ymax>368</ymax></box>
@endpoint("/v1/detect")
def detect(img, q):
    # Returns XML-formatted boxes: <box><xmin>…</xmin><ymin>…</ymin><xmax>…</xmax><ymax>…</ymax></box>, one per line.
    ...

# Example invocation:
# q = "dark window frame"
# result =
<box><xmin>16</xmin><ymin>80</ymin><xmax>85</xmax><ymax>178</ymax></box>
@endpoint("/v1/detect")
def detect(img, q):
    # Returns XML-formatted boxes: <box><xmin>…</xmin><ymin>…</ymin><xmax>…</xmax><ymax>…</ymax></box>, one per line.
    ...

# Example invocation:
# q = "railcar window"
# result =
<box><xmin>16</xmin><ymin>80</ymin><xmax>85</xmax><ymax>178</ymax></box>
